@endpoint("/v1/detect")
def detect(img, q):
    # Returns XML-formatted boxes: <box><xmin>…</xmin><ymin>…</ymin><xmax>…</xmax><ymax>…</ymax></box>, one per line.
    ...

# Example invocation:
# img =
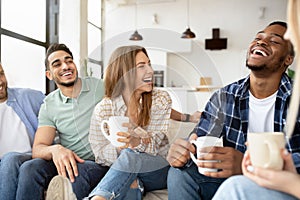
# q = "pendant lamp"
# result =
<box><xmin>129</xmin><ymin>30</ymin><xmax>143</xmax><ymax>41</ymax></box>
<box><xmin>129</xmin><ymin>3</ymin><xmax>143</xmax><ymax>41</ymax></box>
<box><xmin>181</xmin><ymin>0</ymin><xmax>196</xmax><ymax>39</ymax></box>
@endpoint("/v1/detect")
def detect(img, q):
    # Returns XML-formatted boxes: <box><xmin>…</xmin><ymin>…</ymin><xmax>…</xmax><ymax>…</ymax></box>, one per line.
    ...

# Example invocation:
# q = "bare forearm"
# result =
<box><xmin>170</xmin><ymin>109</ymin><xmax>183</xmax><ymax>121</ymax></box>
<box><xmin>170</xmin><ymin>109</ymin><xmax>190</xmax><ymax>122</ymax></box>
<box><xmin>284</xmin><ymin>176</ymin><xmax>300</xmax><ymax>198</ymax></box>
<box><xmin>32</xmin><ymin>126</ymin><xmax>58</xmax><ymax>160</ymax></box>
<box><xmin>171</xmin><ymin>109</ymin><xmax>201</xmax><ymax>123</ymax></box>
<box><xmin>32</xmin><ymin>144</ymin><xmax>61</xmax><ymax>160</ymax></box>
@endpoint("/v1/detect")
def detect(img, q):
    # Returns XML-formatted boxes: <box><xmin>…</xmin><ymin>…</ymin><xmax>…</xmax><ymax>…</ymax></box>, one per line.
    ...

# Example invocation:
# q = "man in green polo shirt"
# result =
<box><xmin>15</xmin><ymin>43</ymin><xmax>109</xmax><ymax>200</ymax></box>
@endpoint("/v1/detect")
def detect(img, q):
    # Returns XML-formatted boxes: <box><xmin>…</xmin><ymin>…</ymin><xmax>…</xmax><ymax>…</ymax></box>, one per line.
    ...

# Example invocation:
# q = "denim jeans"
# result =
<box><xmin>167</xmin><ymin>163</ymin><xmax>226</xmax><ymax>200</ymax></box>
<box><xmin>212</xmin><ymin>175</ymin><xmax>298</xmax><ymax>200</ymax></box>
<box><xmin>0</xmin><ymin>152</ymin><xmax>32</xmax><ymax>200</ymax></box>
<box><xmin>16</xmin><ymin>158</ymin><xmax>109</xmax><ymax>200</ymax></box>
<box><xmin>88</xmin><ymin>149</ymin><xmax>169</xmax><ymax>200</ymax></box>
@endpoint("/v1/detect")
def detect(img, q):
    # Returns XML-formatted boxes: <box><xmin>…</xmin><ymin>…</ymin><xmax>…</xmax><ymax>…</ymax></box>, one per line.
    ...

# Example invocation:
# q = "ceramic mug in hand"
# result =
<box><xmin>100</xmin><ymin>116</ymin><xmax>129</xmax><ymax>147</ymax></box>
<box><xmin>247</xmin><ymin>132</ymin><xmax>285</xmax><ymax>170</ymax></box>
<box><xmin>190</xmin><ymin>136</ymin><xmax>223</xmax><ymax>174</ymax></box>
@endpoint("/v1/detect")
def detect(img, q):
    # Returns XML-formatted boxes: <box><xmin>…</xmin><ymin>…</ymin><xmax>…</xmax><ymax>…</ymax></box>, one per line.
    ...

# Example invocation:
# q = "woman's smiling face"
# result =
<box><xmin>134</xmin><ymin>51</ymin><xmax>154</xmax><ymax>94</ymax></box>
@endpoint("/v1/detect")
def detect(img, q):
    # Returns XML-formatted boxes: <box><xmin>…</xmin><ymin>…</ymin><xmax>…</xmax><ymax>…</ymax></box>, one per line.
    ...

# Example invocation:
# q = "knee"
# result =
<box><xmin>167</xmin><ymin>167</ymin><xmax>185</xmax><ymax>187</ymax></box>
<box><xmin>130</xmin><ymin>179</ymin><xmax>139</xmax><ymax>188</ymax></box>
<box><xmin>117</xmin><ymin>149</ymin><xmax>139</xmax><ymax>162</ymax></box>
<box><xmin>19</xmin><ymin>158</ymin><xmax>44</xmax><ymax>176</ymax></box>
<box><xmin>221</xmin><ymin>175</ymin><xmax>250</xmax><ymax>188</ymax></box>
<box><xmin>1</xmin><ymin>152</ymin><xmax>30</xmax><ymax>167</ymax></box>
<box><xmin>213</xmin><ymin>175</ymin><xmax>249</xmax><ymax>199</ymax></box>
<box><xmin>2</xmin><ymin>152</ymin><xmax>22</xmax><ymax>162</ymax></box>
<box><xmin>120</xmin><ymin>148</ymin><xmax>136</xmax><ymax>156</ymax></box>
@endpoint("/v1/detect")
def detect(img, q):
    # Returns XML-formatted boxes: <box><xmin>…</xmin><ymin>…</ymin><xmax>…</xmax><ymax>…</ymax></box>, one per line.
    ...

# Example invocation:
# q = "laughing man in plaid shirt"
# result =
<box><xmin>167</xmin><ymin>21</ymin><xmax>300</xmax><ymax>200</ymax></box>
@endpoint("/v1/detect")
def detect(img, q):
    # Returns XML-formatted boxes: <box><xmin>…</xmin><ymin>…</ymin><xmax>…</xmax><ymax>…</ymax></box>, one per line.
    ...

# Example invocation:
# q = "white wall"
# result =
<box><xmin>59</xmin><ymin>0</ymin><xmax>88</xmax><ymax>77</ymax></box>
<box><xmin>104</xmin><ymin>0</ymin><xmax>288</xmax><ymax>87</ymax></box>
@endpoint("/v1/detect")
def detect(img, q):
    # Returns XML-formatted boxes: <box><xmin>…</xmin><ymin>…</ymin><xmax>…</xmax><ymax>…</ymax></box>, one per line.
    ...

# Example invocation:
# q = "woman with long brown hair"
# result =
<box><xmin>88</xmin><ymin>45</ymin><xmax>171</xmax><ymax>200</ymax></box>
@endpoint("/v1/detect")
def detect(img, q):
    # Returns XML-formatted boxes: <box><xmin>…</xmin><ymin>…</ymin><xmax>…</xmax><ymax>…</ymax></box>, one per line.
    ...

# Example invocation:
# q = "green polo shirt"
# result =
<box><xmin>38</xmin><ymin>77</ymin><xmax>104</xmax><ymax>160</ymax></box>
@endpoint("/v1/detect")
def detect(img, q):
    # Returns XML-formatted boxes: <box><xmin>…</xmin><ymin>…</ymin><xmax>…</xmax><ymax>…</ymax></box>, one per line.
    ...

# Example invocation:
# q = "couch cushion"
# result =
<box><xmin>167</xmin><ymin>119</ymin><xmax>196</xmax><ymax>142</ymax></box>
<box><xmin>143</xmin><ymin>120</ymin><xmax>196</xmax><ymax>199</ymax></box>
<box><xmin>144</xmin><ymin>189</ymin><xmax>168</xmax><ymax>200</ymax></box>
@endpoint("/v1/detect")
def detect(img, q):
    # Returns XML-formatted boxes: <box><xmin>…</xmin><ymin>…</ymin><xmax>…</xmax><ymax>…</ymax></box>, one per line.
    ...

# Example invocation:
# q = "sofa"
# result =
<box><xmin>46</xmin><ymin>120</ymin><xmax>195</xmax><ymax>199</ymax></box>
<box><xmin>45</xmin><ymin>120</ymin><xmax>195</xmax><ymax>199</ymax></box>
<box><xmin>143</xmin><ymin>120</ymin><xmax>196</xmax><ymax>200</ymax></box>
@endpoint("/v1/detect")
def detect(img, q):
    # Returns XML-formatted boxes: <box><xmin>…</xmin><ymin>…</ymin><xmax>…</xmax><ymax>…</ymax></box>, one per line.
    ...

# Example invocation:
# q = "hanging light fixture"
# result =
<box><xmin>181</xmin><ymin>0</ymin><xmax>196</xmax><ymax>39</ymax></box>
<box><xmin>129</xmin><ymin>3</ymin><xmax>143</xmax><ymax>41</ymax></box>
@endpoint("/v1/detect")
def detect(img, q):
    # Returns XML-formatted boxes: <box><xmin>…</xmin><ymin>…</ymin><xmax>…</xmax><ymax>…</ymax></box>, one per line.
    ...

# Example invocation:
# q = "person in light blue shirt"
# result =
<box><xmin>0</xmin><ymin>63</ymin><xmax>45</xmax><ymax>200</ymax></box>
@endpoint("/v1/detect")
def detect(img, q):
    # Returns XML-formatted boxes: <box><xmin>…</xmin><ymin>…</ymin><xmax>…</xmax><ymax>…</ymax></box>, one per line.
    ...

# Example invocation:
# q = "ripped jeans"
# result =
<box><xmin>87</xmin><ymin>149</ymin><xmax>169</xmax><ymax>200</ymax></box>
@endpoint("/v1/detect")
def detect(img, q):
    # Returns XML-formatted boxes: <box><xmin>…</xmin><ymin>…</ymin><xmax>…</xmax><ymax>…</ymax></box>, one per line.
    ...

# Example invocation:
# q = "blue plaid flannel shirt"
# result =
<box><xmin>194</xmin><ymin>73</ymin><xmax>300</xmax><ymax>172</ymax></box>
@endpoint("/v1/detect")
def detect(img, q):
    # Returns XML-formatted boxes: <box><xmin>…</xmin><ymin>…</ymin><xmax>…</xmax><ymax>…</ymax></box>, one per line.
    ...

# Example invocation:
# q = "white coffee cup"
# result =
<box><xmin>100</xmin><ymin>116</ymin><xmax>129</xmax><ymax>147</ymax></box>
<box><xmin>247</xmin><ymin>132</ymin><xmax>285</xmax><ymax>170</ymax></box>
<box><xmin>190</xmin><ymin>136</ymin><xmax>223</xmax><ymax>174</ymax></box>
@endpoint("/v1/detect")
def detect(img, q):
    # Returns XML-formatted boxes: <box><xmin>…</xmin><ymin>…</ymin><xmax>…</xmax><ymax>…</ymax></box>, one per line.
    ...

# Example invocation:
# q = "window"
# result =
<box><xmin>1</xmin><ymin>35</ymin><xmax>45</xmax><ymax>91</ymax></box>
<box><xmin>0</xmin><ymin>0</ymin><xmax>103</xmax><ymax>93</ymax></box>
<box><xmin>87</xmin><ymin>0</ymin><xmax>103</xmax><ymax>78</ymax></box>
<box><xmin>0</xmin><ymin>0</ymin><xmax>58</xmax><ymax>94</ymax></box>
<box><xmin>0</xmin><ymin>0</ymin><xmax>47</xmax><ymax>93</ymax></box>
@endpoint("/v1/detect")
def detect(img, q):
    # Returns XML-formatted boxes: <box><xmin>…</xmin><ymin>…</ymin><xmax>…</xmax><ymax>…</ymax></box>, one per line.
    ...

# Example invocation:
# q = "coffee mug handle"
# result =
<box><xmin>190</xmin><ymin>140</ymin><xmax>199</xmax><ymax>165</ymax></box>
<box><xmin>100</xmin><ymin>120</ymin><xmax>111</xmax><ymax>141</ymax></box>
<box><xmin>264</xmin><ymin>140</ymin><xmax>280</xmax><ymax>168</ymax></box>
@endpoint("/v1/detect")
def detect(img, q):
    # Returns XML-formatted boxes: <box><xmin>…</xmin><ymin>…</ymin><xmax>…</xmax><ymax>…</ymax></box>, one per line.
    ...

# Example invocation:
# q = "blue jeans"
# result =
<box><xmin>16</xmin><ymin>158</ymin><xmax>109</xmax><ymax>200</ymax></box>
<box><xmin>212</xmin><ymin>175</ymin><xmax>298</xmax><ymax>200</ymax></box>
<box><xmin>168</xmin><ymin>163</ymin><xmax>226</xmax><ymax>200</ymax></box>
<box><xmin>0</xmin><ymin>152</ymin><xmax>32</xmax><ymax>200</ymax></box>
<box><xmin>88</xmin><ymin>149</ymin><xmax>169</xmax><ymax>200</ymax></box>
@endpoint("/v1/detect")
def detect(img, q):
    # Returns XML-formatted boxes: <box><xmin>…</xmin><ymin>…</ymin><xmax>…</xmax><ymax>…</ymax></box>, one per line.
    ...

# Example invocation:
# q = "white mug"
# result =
<box><xmin>190</xmin><ymin>136</ymin><xmax>223</xmax><ymax>174</ymax></box>
<box><xmin>100</xmin><ymin>116</ymin><xmax>129</xmax><ymax>147</ymax></box>
<box><xmin>248</xmin><ymin>132</ymin><xmax>285</xmax><ymax>170</ymax></box>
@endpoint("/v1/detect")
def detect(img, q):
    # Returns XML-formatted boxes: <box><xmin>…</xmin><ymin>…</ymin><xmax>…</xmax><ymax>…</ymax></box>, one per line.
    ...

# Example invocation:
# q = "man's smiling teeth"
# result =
<box><xmin>62</xmin><ymin>72</ymin><xmax>72</xmax><ymax>76</ymax></box>
<box><xmin>0</xmin><ymin>86</ymin><xmax>2</xmax><ymax>90</ymax></box>
<box><xmin>143</xmin><ymin>77</ymin><xmax>152</xmax><ymax>83</ymax></box>
<box><xmin>253</xmin><ymin>49</ymin><xmax>267</xmax><ymax>57</ymax></box>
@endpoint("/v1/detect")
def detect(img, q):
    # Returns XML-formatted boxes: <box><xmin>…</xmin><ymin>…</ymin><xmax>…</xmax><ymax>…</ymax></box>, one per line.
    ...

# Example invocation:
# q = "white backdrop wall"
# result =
<box><xmin>103</xmin><ymin>0</ymin><xmax>288</xmax><ymax>87</ymax></box>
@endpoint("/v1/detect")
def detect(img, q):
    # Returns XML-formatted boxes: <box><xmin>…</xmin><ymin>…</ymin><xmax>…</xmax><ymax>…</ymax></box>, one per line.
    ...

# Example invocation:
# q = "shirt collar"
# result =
<box><xmin>278</xmin><ymin>73</ymin><xmax>292</xmax><ymax>98</ymax></box>
<box><xmin>7</xmin><ymin>88</ymin><xmax>16</xmax><ymax>102</ymax></box>
<box><xmin>114</xmin><ymin>95</ymin><xmax>127</xmax><ymax>112</ymax></box>
<box><xmin>237</xmin><ymin>75</ymin><xmax>251</xmax><ymax>100</ymax></box>
<box><xmin>238</xmin><ymin>73</ymin><xmax>292</xmax><ymax>100</ymax></box>
<box><xmin>59</xmin><ymin>78</ymin><xmax>88</xmax><ymax>103</ymax></box>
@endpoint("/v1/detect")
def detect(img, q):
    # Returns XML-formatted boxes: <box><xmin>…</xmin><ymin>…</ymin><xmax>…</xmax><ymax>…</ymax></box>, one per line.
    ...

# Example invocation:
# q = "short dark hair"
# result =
<box><xmin>267</xmin><ymin>21</ymin><xmax>295</xmax><ymax>57</ymax></box>
<box><xmin>45</xmin><ymin>43</ymin><xmax>73</xmax><ymax>69</ymax></box>
<box><xmin>268</xmin><ymin>21</ymin><xmax>288</xmax><ymax>28</ymax></box>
